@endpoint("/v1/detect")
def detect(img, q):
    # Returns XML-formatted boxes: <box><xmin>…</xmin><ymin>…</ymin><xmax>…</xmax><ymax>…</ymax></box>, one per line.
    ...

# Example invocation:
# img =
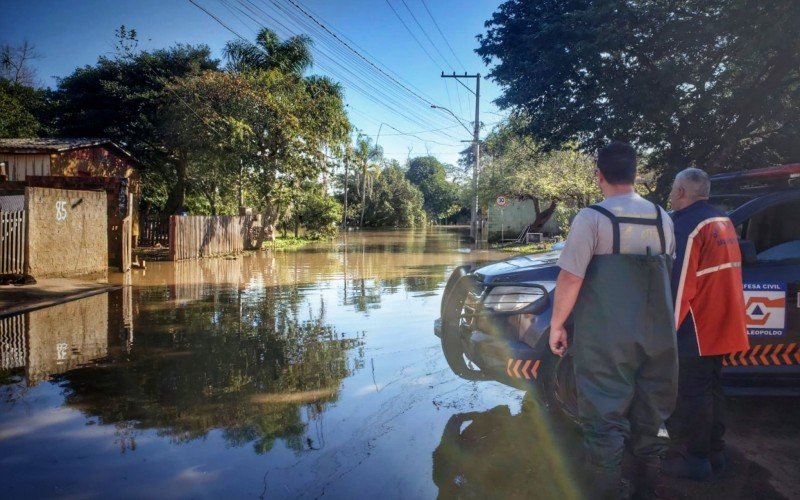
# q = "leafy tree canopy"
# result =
<box><xmin>478</xmin><ymin>0</ymin><xmax>800</xmax><ymax>193</ymax></box>
<box><xmin>405</xmin><ymin>156</ymin><xmax>459</xmax><ymax>220</ymax></box>
<box><xmin>0</xmin><ymin>79</ymin><xmax>49</xmax><ymax>137</ymax></box>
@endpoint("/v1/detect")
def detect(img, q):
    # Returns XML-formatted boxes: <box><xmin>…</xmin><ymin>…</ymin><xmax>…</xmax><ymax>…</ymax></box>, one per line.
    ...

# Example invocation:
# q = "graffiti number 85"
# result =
<box><xmin>55</xmin><ymin>201</ymin><xmax>68</xmax><ymax>221</ymax></box>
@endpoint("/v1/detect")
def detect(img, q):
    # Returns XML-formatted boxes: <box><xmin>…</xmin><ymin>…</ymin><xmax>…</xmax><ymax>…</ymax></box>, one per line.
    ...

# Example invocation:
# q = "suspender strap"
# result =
<box><xmin>587</xmin><ymin>202</ymin><xmax>667</xmax><ymax>255</ymax></box>
<box><xmin>653</xmin><ymin>202</ymin><xmax>666</xmax><ymax>255</ymax></box>
<box><xmin>588</xmin><ymin>205</ymin><xmax>620</xmax><ymax>254</ymax></box>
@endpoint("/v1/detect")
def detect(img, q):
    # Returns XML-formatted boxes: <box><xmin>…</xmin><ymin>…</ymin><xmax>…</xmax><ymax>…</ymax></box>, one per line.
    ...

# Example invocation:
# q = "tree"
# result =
<box><xmin>159</xmin><ymin>71</ymin><xmax>247</xmax><ymax>215</ymax></box>
<box><xmin>478</xmin><ymin>1</ymin><xmax>800</xmax><ymax>194</ymax></box>
<box><xmin>224</xmin><ymin>28</ymin><xmax>313</xmax><ymax>76</ymax></box>
<box><xmin>405</xmin><ymin>156</ymin><xmax>460</xmax><ymax>221</ymax></box>
<box><xmin>52</xmin><ymin>34</ymin><xmax>220</xmax><ymax>213</ymax></box>
<box><xmin>363</xmin><ymin>164</ymin><xmax>426</xmax><ymax>227</ymax></box>
<box><xmin>295</xmin><ymin>186</ymin><xmax>342</xmax><ymax>239</ymax></box>
<box><xmin>221</xmin><ymin>28</ymin><xmax>350</xmax><ymax>239</ymax></box>
<box><xmin>480</xmin><ymin>119</ymin><xmax>599</xmax><ymax>209</ymax></box>
<box><xmin>1</xmin><ymin>41</ymin><xmax>41</xmax><ymax>87</ymax></box>
<box><xmin>0</xmin><ymin>78</ymin><xmax>49</xmax><ymax>137</ymax></box>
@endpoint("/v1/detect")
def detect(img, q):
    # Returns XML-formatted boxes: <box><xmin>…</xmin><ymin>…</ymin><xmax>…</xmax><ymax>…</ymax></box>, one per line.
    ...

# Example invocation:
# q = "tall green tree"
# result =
<box><xmin>224</xmin><ymin>28</ymin><xmax>313</xmax><ymax>75</ymax></box>
<box><xmin>405</xmin><ymin>156</ymin><xmax>459</xmax><ymax>221</ymax></box>
<box><xmin>480</xmin><ymin>119</ymin><xmax>599</xmax><ymax>211</ymax></box>
<box><xmin>478</xmin><ymin>0</ymin><xmax>800</xmax><ymax>194</ymax></box>
<box><xmin>363</xmin><ymin>163</ymin><xmax>426</xmax><ymax>227</ymax></box>
<box><xmin>0</xmin><ymin>79</ymin><xmax>49</xmax><ymax>137</ymax></box>
<box><xmin>52</xmin><ymin>34</ymin><xmax>219</xmax><ymax>212</ymax></box>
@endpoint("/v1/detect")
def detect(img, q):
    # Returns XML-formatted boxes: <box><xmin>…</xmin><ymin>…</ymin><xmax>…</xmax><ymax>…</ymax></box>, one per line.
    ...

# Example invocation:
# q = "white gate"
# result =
<box><xmin>0</xmin><ymin>210</ymin><xmax>26</xmax><ymax>274</ymax></box>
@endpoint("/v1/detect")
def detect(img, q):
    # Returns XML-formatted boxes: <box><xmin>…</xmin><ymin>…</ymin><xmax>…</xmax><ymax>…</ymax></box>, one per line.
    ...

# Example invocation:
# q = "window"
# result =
<box><xmin>744</xmin><ymin>199</ymin><xmax>800</xmax><ymax>262</ymax></box>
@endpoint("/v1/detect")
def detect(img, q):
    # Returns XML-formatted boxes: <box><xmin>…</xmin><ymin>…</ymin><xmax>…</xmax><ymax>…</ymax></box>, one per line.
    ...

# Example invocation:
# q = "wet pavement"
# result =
<box><xmin>0</xmin><ymin>228</ymin><xmax>797</xmax><ymax>499</ymax></box>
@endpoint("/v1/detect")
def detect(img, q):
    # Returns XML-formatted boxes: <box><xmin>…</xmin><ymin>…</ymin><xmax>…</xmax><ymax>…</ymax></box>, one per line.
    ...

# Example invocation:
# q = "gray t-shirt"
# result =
<box><xmin>557</xmin><ymin>192</ymin><xmax>675</xmax><ymax>278</ymax></box>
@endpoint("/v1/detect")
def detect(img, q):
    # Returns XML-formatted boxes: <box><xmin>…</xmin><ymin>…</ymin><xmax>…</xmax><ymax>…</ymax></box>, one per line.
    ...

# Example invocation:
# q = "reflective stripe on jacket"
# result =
<box><xmin>672</xmin><ymin>201</ymin><xmax>750</xmax><ymax>356</ymax></box>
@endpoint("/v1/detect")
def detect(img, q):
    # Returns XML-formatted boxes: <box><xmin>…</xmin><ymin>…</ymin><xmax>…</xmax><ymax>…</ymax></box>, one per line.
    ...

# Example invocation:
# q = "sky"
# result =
<box><xmin>0</xmin><ymin>0</ymin><xmax>508</xmax><ymax>166</ymax></box>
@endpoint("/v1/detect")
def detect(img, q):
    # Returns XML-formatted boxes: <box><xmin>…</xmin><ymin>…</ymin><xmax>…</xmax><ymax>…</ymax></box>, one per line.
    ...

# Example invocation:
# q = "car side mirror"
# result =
<box><xmin>739</xmin><ymin>240</ymin><xmax>757</xmax><ymax>265</ymax></box>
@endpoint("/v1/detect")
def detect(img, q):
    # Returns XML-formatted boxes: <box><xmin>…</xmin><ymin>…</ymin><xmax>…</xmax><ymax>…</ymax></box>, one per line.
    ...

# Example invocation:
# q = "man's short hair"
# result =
<box><xmin>597</xmin><ymin>141</ymin><xmax>637</xmax><ymax>184</ymax></box>
<box><xmin>675</xmin><ymin>167</ymin><xmax>711</xmax><ymax>198</ymax></box>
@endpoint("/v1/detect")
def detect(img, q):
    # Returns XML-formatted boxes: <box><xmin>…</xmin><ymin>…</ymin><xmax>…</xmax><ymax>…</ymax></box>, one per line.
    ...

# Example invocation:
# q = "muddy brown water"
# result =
<box><xmin>0</xmin><ymin>228</ymin><xmax>797</xmax><ymax>499</ymax></box>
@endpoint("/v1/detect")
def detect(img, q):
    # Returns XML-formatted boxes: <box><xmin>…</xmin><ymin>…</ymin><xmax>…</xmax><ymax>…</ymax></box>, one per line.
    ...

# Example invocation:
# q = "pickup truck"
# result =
<box><xmin>435</xmin><ymin>164</ymin><xmax>800</xmax><ymax>417</ymax></box>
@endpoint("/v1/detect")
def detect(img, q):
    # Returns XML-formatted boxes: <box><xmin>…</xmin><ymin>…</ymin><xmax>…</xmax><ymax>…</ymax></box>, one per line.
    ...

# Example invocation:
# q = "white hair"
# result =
<box><xmin>675</xmin><ymin>167</ymin><xmax>710</xmax><ymax>198</ymax></box>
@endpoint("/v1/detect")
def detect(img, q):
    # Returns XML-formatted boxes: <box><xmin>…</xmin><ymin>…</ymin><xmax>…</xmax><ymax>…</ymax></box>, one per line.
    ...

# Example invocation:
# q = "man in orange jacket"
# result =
<box><xmin>665</xmin><ymin>167</ymin><xmax>750</xmax><ymax>480</ymax></box>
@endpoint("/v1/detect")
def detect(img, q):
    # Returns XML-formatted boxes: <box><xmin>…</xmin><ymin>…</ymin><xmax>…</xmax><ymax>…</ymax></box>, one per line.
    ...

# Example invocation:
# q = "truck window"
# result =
<box><xmin>744</xmin><ymin>199</ymin><xmax>800</xmax><ymax>262</ymax></box>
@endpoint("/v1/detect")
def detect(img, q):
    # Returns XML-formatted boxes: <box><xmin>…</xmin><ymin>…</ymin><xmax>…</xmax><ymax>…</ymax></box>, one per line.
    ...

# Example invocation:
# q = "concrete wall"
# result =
<box><xmin>25</xmin><ymin>186</ymin><xmax>108</xmax><ymax>278</ymax></box>
<box><xmin>487</xmin><ymin>199</ymin><xmax>537</xmax><ymax>242</ymax></box>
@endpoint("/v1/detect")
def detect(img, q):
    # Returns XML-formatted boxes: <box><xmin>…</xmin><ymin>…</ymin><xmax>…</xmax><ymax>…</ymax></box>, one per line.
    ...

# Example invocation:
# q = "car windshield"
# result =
<box><xmin>708</xmin><ymin>194</ymin><xmax>756</xmax><ymax>214</ymax></box>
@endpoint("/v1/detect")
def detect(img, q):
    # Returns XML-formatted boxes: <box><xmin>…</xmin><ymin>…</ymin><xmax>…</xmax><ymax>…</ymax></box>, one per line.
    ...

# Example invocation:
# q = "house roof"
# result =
<box><xmin>0</xmin><ymin>138</ymin><xmax>139</xmax><ymax>165</ymax></box>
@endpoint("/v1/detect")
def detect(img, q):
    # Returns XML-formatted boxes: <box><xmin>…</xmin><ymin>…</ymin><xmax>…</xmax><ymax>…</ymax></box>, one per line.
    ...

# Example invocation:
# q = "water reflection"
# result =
<box><xmin>432</xmin><ymin>396</ymin><xmax>584</xmax><ymax>500</ymax></box>
<box><xmin>0</xmin><ymin>229</ymin><xmax>515</xmax><ymax>498</ymax></box>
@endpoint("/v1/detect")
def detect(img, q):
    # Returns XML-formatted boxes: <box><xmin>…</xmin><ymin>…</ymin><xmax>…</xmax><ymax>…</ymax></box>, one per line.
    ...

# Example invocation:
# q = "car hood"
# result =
<box><xmin>474</xmin><ymin>250</ymin><xmax>562</xmax><ymax>283</ymax></box>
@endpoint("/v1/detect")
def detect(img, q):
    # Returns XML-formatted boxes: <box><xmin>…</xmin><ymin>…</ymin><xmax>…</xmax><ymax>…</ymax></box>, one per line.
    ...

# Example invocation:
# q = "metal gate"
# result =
<box><xmin>0</xmin><ymin>210</ymin><xmax>26</xmax><ymax>274</ymax></box>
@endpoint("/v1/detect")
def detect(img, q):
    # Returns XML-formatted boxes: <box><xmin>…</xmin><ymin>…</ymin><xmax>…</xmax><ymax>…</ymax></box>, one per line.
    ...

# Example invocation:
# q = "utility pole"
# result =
<box><xmin>441</xmin><ymin>72</ymin><xmax>481</xmax><ymax>241</ymax></box>
<box><xmin>342</xmin><ymin>154</ymin><xmax>349</xmax><ymax>228</ymax></box>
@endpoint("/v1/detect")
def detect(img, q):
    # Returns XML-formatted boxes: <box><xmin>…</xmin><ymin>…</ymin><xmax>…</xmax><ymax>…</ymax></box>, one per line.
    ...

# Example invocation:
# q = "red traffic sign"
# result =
<box><xmin>496</xmin><ymin>195</ymin><xmax>508</xmax><ymax>207</ymax></box>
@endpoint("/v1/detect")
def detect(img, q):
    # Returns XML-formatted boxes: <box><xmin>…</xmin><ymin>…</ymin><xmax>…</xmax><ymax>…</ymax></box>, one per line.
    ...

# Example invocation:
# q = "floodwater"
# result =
<box><xmin>1</xmin><ymin>228</ymin><xmax>797</xmax><ymax>499</ymax></box>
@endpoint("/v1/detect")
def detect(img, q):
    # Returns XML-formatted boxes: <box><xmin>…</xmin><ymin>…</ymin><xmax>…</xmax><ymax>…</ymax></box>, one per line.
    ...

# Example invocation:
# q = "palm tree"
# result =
<box><xmin>223</xmin><ymin>28</ymin><xmax>313</xmax><ymax>75</ymax></box>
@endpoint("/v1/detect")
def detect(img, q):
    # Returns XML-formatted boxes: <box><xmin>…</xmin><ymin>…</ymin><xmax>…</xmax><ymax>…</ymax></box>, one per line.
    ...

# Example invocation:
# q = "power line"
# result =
<box><xmin>383</xmin><ymin>0</ymin><xmax>445</xmax><ymax>70</ymax></box>
<box><xmin>283</xmin><ymin>0</ymin><xmax>445</xmax><ymax>110</ymax></box>
<box><xmin>213</xmin><ymin>0</ymin><xmax>460</xmax><ymax>136</ymax></box>
<box><xmin>398</xmin><ymin>0</ymin><xmax>454</xmax><ymax>71</ymax></box>
<box><xmin>194</xmin><ymin>0</ymin><xmax>474</xmax><ymax>157</ymax></box>
<box><xmin>420</xmin><ymin>0</ymin><xmax>466</xmax><ymax>70</ymax></box>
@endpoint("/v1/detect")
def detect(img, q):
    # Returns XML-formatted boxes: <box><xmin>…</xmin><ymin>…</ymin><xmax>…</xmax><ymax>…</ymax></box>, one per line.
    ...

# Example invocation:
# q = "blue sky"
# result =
<box><xmin>0</xmin><ymin>0</ymin><xmax>507</xmax><ymax>166</ymax></box>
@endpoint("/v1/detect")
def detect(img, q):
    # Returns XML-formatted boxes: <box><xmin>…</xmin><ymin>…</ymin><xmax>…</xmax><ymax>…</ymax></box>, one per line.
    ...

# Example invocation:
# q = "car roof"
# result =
<box><xmin>712</xmin><ymin>163</ymin><xmax>800</xmax><ymax>196</ymax></box>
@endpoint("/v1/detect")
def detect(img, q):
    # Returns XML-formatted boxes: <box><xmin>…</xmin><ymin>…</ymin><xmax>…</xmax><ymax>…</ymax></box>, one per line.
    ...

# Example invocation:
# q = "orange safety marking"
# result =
<box><xmin>760</xmin><ymin>344</ymin><xmax>772</xmax><ymax>365</ymax></box>
<box><xmin>522</xmin><ymin>359</ymin><xmax>532</xmax><ymax>380</ymax></box>
<box><xmin>783</xmin><ymin>343</ymin><xmax>796</xmax><ymax>365</ymax></box>
<box><xmin>749</xmin><ymin>345</ymin><xmax>762</xmax><ymax>366</ymax></box>
<box><xmin>723</xmin><ymin>343</ymin><xmax>800</xmax><ymax>368</ymax></box>
<box><xmin>739</xmin><ymin>350</ymin><xmax>748</xmax><ymax>367</ymax></box>
<box><xmin>771</xmin><ymin>344</ymin><xmax>783</xmax><ymax>365</ymax></box>
<box><xmin>513</xmin><ymin>359</ymin><xmax>523</xmax><ymax>378</ymax></box>
<box><xmin>506</xmin><ymin>358</ymin><xmax>543</xmax><ymax>380</ymax></box>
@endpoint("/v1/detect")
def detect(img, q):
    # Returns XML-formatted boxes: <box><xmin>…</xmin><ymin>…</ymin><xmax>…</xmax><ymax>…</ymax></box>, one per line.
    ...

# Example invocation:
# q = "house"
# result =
<box><xmin>0</xmin><ymin>138</ymin><xmax>139</xmax><ymax>182</ymax></box>
<box><xmin>0</xmin><ymin>138</ymin><xmax>141</xmax><ymax>271</ymax></box>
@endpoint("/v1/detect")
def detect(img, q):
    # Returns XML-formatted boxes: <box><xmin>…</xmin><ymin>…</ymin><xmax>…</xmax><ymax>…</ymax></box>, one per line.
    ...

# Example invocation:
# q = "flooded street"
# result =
<box><xmin>1</xmin><ymin>229</ymin><xmax>798</xmax><ymax>499</ymax></box>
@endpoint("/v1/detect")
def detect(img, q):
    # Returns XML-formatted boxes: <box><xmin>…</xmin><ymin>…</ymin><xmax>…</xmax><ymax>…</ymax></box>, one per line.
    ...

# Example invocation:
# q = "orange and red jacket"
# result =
<box><xmin>672</xmin><ymin>201</ymin><xmax>750</xmax><ymax>357</ymax></box>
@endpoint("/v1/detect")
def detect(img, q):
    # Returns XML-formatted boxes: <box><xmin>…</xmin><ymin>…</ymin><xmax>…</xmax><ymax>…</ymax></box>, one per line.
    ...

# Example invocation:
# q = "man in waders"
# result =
<box><xmin>549</xmin><ymin>141</ymin><xmax>678</xmax><ymax>499</ymax></box>
<box><xmin>664</xmin><ymin>168</ymin><xmax>749</xmax><ymax>480</ymax></box>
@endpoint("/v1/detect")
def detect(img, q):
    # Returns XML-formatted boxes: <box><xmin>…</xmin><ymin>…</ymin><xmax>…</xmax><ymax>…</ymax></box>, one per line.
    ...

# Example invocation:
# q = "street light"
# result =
<box><xmin>430</xmin><ymin>105</ymin><xmax>473</xmax><ymax>136</ymax></box>
<box><xmin>431</xmin><ymin>104</ymin><xmax>481</xmax><ymax>241</ymax></box>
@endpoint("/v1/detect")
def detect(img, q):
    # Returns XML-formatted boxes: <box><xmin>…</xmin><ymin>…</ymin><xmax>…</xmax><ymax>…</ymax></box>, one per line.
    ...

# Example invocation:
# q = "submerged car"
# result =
<box><xmin>435</xmin><ymin>164</ymin><xmax>800</xmax><ymax>417</ymax></box>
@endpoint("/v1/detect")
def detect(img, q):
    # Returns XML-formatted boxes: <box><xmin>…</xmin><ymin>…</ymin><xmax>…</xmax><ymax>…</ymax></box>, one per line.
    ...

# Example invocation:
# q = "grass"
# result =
<box><xmin>492</xmin><ymin>241</ymin><xmax>555</xmax><ymax>254</ymax></box>
<box><xmin>263</xmin><ymin>236</ymin><xmax>316</xmax><ymax>251</ymax></box>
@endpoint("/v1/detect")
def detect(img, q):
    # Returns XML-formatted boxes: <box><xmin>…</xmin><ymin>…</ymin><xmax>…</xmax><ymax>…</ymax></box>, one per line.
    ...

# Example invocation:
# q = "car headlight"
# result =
<box><xmin>483</xmin><ymin>286</ymin><xmax>548</xmax><ymax>312</ymax></box>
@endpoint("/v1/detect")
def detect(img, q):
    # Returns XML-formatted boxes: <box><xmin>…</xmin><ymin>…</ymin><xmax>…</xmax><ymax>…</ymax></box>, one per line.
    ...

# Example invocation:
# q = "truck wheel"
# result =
<box><xmin>440</xmin><ymin>269</ymin><xmax>489</xmax><ymax>381</ymax></box>
<box><xmin>537</xmin><ymin>334</ymin><xmax>579</xmax><ymax>422</ymax></box>
<box><xmin>552</xmin><ymin>353</ymin><xmax>579</xmax><ymax>421</ymax></box>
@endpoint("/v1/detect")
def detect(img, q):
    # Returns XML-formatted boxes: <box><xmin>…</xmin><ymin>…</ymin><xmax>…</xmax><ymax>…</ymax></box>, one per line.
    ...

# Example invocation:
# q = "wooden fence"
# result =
<box><xmin>0</xmin><ymin>210</ymin><xmax>26</xmax><ymax>274</ymax></box>
<box><xmin>169</xmin><ymin>215</ymin><xmax>248</xmax><ymax>261</ymax></box>
<box><xmin>140</xmin><ymin>217</ymin><xmax>169</xmax><ymax>247</ymax></box>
